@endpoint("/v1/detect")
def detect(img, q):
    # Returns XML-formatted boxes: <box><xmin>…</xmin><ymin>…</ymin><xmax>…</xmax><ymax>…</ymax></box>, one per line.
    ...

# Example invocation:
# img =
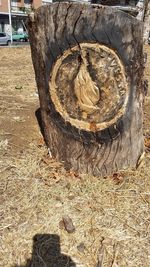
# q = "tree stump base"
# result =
<box><xmin>28</xmin><ymin>2</ymin><xmax>145</xmax><ymax>177</ymax></box>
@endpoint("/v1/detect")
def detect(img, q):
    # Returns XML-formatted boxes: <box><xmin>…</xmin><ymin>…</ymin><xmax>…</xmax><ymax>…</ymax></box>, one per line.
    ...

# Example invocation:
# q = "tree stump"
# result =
<box><xmin>28</xmin><ymin>2</ymin><xmax>145</xmax><ymax>177</ymax></box>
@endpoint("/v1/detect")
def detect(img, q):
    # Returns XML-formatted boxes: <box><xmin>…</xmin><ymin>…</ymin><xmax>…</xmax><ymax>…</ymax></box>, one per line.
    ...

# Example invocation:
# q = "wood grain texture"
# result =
<box><xmin>28</xmin><ymin>3</ymin><xmax>144</xmax><ymax>176</ymax></box>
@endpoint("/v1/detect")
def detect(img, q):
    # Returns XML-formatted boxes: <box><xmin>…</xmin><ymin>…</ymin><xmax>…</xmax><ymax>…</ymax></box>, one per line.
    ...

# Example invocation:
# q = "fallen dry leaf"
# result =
<box><xmin>37</xmin><ymin>137</ymin><xmax>45</xmax><ymax>147</ymax></box>
<box><xmin>112</xmin><ymin>173</ymin><xmax>124</xmax><ymax>185</ymax></box>
<box><xmin>144</xmin><ymin>136</ymin><xmax>150</xmax><ymax>151</ymax></box>
<box><xmin>62</xmin><ymin>215</ymin><xmax>76</xmax><ymax>233</ymax></box>
<box><xmin>77</xmin><ymin>242</ymin><xmax>86</xmax><ymax>253</ymax></box>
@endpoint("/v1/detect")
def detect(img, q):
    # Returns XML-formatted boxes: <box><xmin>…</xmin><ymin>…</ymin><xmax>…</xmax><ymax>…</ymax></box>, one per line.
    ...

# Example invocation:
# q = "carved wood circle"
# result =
<box><xmin>50</xmin><ymin>43</ymin><xmax>128</xmax><ymax>132</ymax></box>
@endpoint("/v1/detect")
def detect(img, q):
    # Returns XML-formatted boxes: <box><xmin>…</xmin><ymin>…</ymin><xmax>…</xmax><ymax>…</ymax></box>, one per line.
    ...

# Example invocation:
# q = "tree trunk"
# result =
<box><xmin>27</xmin><ymin>2</ymin><xmax>145</xmax><ymax>177</ymax></box>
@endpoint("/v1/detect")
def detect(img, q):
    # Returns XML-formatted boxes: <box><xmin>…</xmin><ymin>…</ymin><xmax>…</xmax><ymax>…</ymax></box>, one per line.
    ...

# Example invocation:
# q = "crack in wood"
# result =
<box><xmin>72</xmin><ymin>10</ymin><xmax>83</xmax><ymax>50</ymax></box>
<box><xmin>90</xmin><ymin>9</ymin><xmax>99</xmax><ymax>42</ymax></box>
<box><xmin>44</xmin><ymin>8</ymin><xmax>55</xmax><ymax>62</ymax></box>
<box><xmin>54</xmin><ymin>2</ymin><xmax>63</xmax><ymax>56</ymax></box>
<box><xmin>91</xmin><ymin>10</ymin><xmax>99</xmax><ymax>43</ymax></box>
<box><xmin>62</xmin><ymin>3</ymin><xmax>73</xmax><ymax>52</ymax></box>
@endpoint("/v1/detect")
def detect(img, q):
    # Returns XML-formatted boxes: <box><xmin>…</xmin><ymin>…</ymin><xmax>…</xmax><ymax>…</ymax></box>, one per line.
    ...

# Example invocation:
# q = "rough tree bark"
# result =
<box><xmin>28</xmin><ymin>2</ymin><xmax>145</xmax><ymax>177</ymax></box>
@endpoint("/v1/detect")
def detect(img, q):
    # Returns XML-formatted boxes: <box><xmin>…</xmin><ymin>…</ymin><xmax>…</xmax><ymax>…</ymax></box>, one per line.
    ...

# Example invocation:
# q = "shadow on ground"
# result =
<box><xmin>13</xmin><ymin>234</ymin><xmax>76</xmax><ymax>267</ymax></box>
<box><xmin>35</xmin><ymin>108</ymin><xmax>45</xmax><ymax>139</ymax></box>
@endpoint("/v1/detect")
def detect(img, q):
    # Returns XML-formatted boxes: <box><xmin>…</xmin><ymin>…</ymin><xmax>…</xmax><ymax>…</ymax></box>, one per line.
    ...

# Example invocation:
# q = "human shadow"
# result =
<box><xmin>13</xmin><ymin>234</ymin><xmax>76</xmax><ymax>267</ymax></box>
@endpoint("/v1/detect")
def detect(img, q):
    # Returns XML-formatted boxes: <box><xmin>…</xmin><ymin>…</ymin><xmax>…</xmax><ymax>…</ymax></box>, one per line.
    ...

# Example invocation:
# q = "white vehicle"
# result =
<box><xmin>0</xmin><ymin>33</ymin><xmax>11</xmax><ymax>46</ymax></box>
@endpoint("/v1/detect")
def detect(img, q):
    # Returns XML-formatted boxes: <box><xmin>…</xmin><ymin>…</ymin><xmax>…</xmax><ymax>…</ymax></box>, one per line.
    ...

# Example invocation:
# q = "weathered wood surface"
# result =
<box><xmin>28</xmin><ymin>3</ymin><xmax>144</xmax><ymax>177</ymax></box>
<box><xmin>136</xmin><ymin>0</ymin><xmax>149</xmax><ymax>21</ymax></box>
<box><xmin>92</xmin><ymin>2</ymin><xmax>139</xmax><ymax>15</ymax></box>
<box><xmin>92</xmin><ymin>0</ymin><xmax>149</xmax><ymax>21</ymax></box>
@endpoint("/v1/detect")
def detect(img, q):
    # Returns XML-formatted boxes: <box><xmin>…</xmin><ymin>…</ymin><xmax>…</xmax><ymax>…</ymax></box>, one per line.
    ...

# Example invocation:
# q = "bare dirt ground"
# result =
<box><xmin>0</xmin><ymin>46</ymin><xmax>150</xmax><ymax>267</ymax></box>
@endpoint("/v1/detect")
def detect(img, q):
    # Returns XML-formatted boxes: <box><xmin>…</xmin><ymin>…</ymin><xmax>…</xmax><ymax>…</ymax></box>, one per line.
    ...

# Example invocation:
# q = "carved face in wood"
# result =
<box><xmin>50</xmin><ymin>43</ymin><xmax>128</xmax><ymax>132</ymax></box>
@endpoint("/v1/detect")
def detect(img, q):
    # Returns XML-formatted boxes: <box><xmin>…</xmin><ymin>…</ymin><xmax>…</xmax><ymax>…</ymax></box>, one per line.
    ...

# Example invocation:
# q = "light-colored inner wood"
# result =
<box><xmin>50</xmin><ymin>43</ymin><xmax>129</xmax><ymax>132</ymax></box>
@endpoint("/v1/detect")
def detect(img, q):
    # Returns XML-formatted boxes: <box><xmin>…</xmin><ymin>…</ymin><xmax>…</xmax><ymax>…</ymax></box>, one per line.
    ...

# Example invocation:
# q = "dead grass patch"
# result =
<box><xmin>0</xmin><ymin>142</ymin><xmax>150</xmax><ymax>267</ymax></box>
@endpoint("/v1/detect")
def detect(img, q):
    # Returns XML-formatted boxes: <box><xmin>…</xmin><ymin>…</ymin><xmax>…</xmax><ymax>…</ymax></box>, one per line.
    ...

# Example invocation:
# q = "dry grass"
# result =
<box><xmin>0</xmin><ymin>46</ymin><xmax>150</xmax><ymax>267</ymax></box>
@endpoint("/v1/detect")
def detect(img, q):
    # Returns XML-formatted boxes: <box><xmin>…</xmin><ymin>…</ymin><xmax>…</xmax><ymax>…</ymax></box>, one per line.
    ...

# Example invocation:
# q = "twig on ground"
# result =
<box><xmin>96</xmin><ymin>238</ymin><xmax>105</xmax><ymax>267</ymax></box>
<box><xmin>111</xmin><ymin>242</ymin><xmax>119</xmax><ymax>267</ymax></box>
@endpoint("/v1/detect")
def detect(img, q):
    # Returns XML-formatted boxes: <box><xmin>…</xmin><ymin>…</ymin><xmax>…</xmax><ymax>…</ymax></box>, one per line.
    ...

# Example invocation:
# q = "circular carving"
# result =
<box><xmin>50</xmin><ymin>43</ymin><xmax>128</xmax><ymax>132</ymax></box>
